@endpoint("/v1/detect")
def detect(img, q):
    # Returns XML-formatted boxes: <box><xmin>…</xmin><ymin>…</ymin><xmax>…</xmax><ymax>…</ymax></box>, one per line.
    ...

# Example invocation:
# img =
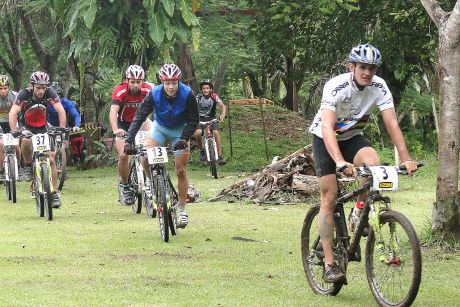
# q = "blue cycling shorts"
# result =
<box><xmin>151</xmin><ymin>121</ymin><xmax>189</xmax><ymax>156</ymax></box>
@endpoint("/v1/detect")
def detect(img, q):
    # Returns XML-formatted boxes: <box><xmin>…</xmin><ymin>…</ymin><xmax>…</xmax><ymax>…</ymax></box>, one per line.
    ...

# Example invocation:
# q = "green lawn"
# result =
<box><xmin>0</xmin><ymin>159</ymin><xmax>458</xmax><ymax>306</ymax></box>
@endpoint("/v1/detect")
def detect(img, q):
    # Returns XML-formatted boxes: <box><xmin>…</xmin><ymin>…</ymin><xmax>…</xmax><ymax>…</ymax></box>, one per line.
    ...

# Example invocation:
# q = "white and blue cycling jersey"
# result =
<box><xmin>309</xmin><ymin>72</ymin><xmax>394</xmax><ymax>141</ymax></box>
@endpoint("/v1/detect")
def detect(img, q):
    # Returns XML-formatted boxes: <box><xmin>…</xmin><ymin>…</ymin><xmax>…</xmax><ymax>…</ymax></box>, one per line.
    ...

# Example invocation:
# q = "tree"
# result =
<box><xmin>420</xmin><ymin>0</ymin><xmax>460</xmax><ymax>242</ymax></box>
<box><xmin>0</xmin><ymin>6</ymin><xmax>24</xmax><ymax>90</ymax></box>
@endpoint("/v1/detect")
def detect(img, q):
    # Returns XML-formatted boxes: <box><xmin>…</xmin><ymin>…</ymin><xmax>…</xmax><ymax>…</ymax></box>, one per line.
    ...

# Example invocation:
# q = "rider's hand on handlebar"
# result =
<box><xmin>336</xmin><ymin>161</ymin><xmax>356</xmax><ymax>177</ymax></box>
<box><xmin>173</xmin><ymin>140</ymin><xmax>188</xmax><ymax>151</ymax></box>
<box><xmin>219</xmin><ymin>115</ymin><xmax>225</xmax><ymax>122</ymax></box>
<box><xmin>114</xmin><ymin>129</ymin><xmax>126</xmax><ymax>137</ymax></box>
<box><xmin>402</xmin><ymin>160</ymin><xmax>418</xmax><ymax>176</ymax></box>
<box><xmin>72</xmin><ymin>126</ymin><xmax>80</xmax><ymax>132</ymax></box>
<box><xmin>124</xmin><ymin>141</ymin><xmax>136</xmax><ymax>155</ymax></box>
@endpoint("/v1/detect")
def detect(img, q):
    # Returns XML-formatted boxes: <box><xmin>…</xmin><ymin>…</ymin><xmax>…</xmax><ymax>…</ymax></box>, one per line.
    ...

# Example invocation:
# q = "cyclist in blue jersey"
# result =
<box><xmin>125</xmin><ymin>63</ymin><xmax>199</xmax><ymax>228</ymax></box>
<box><xmin>309</xmin><ymin>44</ymin><xmax>417</xmax><ymax>283</ymax></box>
<box><xmin>48</xmin><ymin>82</ymin><xmax>81</xmax><ymax>131</ymax></box>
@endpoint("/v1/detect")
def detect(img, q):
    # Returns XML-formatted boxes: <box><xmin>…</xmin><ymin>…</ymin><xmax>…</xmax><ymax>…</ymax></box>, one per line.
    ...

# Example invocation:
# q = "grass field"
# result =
<box><xmin>0</xmin><ymin>158</ymin><xmax>459</xmax><ymax>306</ymax></box>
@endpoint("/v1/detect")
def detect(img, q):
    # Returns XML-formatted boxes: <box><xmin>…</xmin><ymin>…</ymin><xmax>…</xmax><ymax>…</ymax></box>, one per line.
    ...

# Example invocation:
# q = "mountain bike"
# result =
<box><xmin>19</xmin><ymin>127</ymin><xmax>66</xmax><ymax>221</ymax></box>
<box><xmin>126</xmin><ymin>131</ymin><xmax>149</xmax><ymax>214</ymax></box>
<box><xmin>301</xmin><ymin>163</ymin><xmax>423</xmax><ymax>307</ymax></box>
<box><xmin>1</xmin><ymin>132</ymin><xmax>19</xmax><ymax>203</ymax></box>
<box><xmin>144</xmin><ymin>146</ymin><xmax>179</xmax><ymax>242</ymax></box>
<box><xmin>200</xmin><ymin>119</ymin><xmax>219</xmax><ymax>179</ymax></box>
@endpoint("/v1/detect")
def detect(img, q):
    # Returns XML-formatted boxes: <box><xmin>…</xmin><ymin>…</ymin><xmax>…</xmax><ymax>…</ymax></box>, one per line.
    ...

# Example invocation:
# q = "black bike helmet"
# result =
<box><xmin>50</xmin><ymin>81</ymin><xmax>63</xmax><ymax>97</ymax></box>
<box><xmin>199</xmin><ymin>79</ymin><xmax>213</xmax><ymax>90</ymax></box>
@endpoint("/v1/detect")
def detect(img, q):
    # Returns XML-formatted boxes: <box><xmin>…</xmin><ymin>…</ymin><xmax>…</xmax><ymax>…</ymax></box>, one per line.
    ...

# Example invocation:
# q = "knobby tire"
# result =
<box><xmin>41</xmin><ymin>163</ymin><xmax>53</xmax><ymax>221</ymax></box>
<box><xmin>365</xmin><ymin>210</ymin><xmax>421</xmax><ymax>307</ymax></box>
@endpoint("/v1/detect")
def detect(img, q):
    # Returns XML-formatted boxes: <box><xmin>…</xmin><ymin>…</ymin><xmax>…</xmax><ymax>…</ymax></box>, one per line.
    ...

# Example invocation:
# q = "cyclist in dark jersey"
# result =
<box><xmin>109</xmin><ymin>65</ymin><xmax>153</xmax><ymax>205</ymax></box>
<box><xmin>195</xmin><ymin>79</ymin><xmax>227</xmax><ymax>164</ymax></box>
<box><xmin>125</xmin><ymin>63</ymin><xmax>199</xmax><ymax>228</ymax></box>
<box><xmin>8</xmin><ymin>71</ymin><xmax>67</xmax><ymax>208</ymax></box>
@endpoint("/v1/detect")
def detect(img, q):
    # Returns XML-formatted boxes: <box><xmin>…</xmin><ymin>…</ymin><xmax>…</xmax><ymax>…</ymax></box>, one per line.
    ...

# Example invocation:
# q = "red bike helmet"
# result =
<box><xmin>125</xmin><ymin>65</ymin><xmax>145</xmax><ymax>80</ymax></box>
<box><xmin>158</xmin><ymin>64</ymin><xmax>182</xmax><ymax>81</ymax></box>
<box><xmin>30</xmin><ymin>71</ymin><xmax>50</xmax><ymax>85</ymax></box>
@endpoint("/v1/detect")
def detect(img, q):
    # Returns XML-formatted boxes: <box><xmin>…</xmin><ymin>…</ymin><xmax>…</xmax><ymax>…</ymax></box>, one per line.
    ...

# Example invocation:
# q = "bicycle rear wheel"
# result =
<box><xmin>56</xmin><ymin>146</ymin><xmax>67</xmax><ymax>192</ymax></box>
<box><xmin>301</xmin><ymin>204</ymin><xmax>344</xmax><ymax>296</ymax></box>
<box><xmin>156</xmin><ymin>173</ymin><xmax>169</xmax><ymax>242</ymax></box>
<box><xmin>366</xmin><ymin>210</ymin><xmax>421</xmax><ymax>307</ymax></box>
<box><xmin>7</xmin><ymin>155</ymin><xmax>17</xmax><ymax>203</ymax></box>
<box><xmin>129</xmin><ymin>160</ymin><xmax>142</xmax><ymax>214</ymax></box>
<box><xmin>41</xmin><ymin>163</ymin><xmax>53</xmax><ymax>221</ymax></box>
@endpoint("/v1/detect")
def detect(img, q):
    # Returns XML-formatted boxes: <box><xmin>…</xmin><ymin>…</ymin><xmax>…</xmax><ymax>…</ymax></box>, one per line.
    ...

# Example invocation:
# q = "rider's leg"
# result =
<box><xmin>116</xmin><ymin>139</ymin><xmax>129</xmax><ymax>184</ymax></box>
<box><xmin>21</xmin><ymin>139</ymin><xmax>33</xmax><ymax>165</ymax></box>
<box><xmin>48</xmin><ymin>151</ymin><xmax>58</xmax><ymax>191</ymax></box>
<box><xmin>195</xmin><ymin>129</ymin><xmax>203</xmax><ymax>149</ymax></box>
<box><xmin>174</xmin><ymin>146</ymin><xmax>189</xmax><ymax>205</ymax></box>
<box><xmin>318</xmin><ymin>174</ymin><xmax>338</xmax><ymax>266</ymax></box>
<box><xmin>353</xmin><ymin>146</ymin><xmax>380</xmax><ymax>202</ymax></box>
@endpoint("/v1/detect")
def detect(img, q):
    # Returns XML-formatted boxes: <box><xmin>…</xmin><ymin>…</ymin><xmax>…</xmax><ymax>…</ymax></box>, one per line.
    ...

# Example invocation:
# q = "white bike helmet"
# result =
<box><xmin>349</xmin><ymin>44</ymin><xmax>382</xmax><ymax>65</ymax></box>
<box><xmin>158</xmin><ymin>64</ymin><xmax>182</xmax><ymax>81</ymax></box>
<box><xmin>30</xmin><ymin>71</ymin><xmax>50</xmax><ymax>85</ymax></box>
<box><xmin>125</xmin><ymin>65</ymin><xmax>145</xmax><ymax>80</ymax></box>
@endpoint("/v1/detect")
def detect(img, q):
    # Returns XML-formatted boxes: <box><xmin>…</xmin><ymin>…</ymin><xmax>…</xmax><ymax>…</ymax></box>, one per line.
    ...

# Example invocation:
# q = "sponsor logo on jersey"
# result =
<box><xmin>331</xmin><ymin>81</ymin><xmax>349</xmax><ymax>97</ymax></box>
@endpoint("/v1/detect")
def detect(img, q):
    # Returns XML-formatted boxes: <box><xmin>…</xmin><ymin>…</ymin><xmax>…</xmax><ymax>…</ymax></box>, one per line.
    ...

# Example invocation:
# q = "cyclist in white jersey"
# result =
<box><xmin>0</xmin><ymin>74</ymin><xmax>18</xmax><ymax>180</ymax></box>
<box><xmin>309</xmin><ymin>44</ymin><xmax>418</xmax><ymax>283</ymax></box>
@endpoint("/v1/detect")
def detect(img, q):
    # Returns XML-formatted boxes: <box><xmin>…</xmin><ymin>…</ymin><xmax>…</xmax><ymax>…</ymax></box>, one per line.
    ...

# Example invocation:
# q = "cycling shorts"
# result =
<box><xmin>151</xmin><ymin>121</ymin><xmax>189</xmax><ymax>156</ymax></box>
<box><xmin>312</xmin><ymin>134</ymin><xmax>372</xmax><ymax>177</ymax></box>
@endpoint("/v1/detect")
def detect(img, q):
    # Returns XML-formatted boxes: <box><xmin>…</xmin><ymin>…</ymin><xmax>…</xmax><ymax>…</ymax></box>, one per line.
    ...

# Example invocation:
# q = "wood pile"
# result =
<box><xmin>228</xmin><ymin>97</ymin><xmax>274</xmax><ymax>106</ymax></box>
<box><xmin>209</xmin><ymin>145</ymin><xmax>320</xmax><ymax>204</ymax></box>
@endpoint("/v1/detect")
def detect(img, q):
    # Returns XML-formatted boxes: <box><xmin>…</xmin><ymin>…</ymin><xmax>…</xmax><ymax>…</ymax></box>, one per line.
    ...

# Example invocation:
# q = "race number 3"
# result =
<box><xmin>369</xmin><ymin>166</ymin><xmax>398</xmax><ymax>191</ymax></box>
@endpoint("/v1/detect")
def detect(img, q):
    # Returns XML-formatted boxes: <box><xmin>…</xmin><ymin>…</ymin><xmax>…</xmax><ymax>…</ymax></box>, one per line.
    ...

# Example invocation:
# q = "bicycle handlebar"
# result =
<box><xmin>199</xmin><ymin>118</ymin><xmax>219</xmax><ymax>125</ymax></box>
<box><xmin>337</xmin><ymin>162</ymin><xmax>424</xmax><ymax>177</ymax></box>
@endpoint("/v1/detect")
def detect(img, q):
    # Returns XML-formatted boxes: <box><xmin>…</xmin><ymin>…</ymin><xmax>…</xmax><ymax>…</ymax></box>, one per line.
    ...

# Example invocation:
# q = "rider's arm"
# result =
<box><xmin>8</xmin><ymin>104</ymin><xmax>21</xmax><ymax>132</ymax></box>
<box><xmin>109</xmin><ymin>102</ymin><xmax>120</xmax><ymax>132</ymax></box>
<box><xmin>321</xmin><ymin>109</ymin><xmax>345</xmax><ymax>164</ymax></box>
<box><xmin>179</xmin><ymin>92</ymin><xmax>199</xmax><ymax>141</ymax></box>
<box><xmin>380</xmin><ymin>107</ymin><xmax>415</xmax><ymax>162</ymax></box>
<box><xmin>63</xmin><ymin>98</ymin><xmax>81</xmax><ymax>127</ymax></box>
<box><xmin>126</xmin><ymin>93</ymin><xmax>154</xmax><ymax>143</ymax></box>
<box><xmin>53</xmin><ymin>102</ymin><xmax>67</xmax><ymax>128</ymax></box>
<box><xmin>217</xmin><ymin>101</ymin><xmax>226</xmax><ymax>120</ymax></box>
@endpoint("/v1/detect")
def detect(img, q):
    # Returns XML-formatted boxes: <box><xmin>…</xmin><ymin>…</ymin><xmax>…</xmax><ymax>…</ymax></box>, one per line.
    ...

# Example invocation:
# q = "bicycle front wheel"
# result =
<box><xmin>156</xmin><ymin>174</ymin><xmax>169</xmax><ymax>242</ymax></box>
<box><xmin>7</xmin><ymin>155</ymin><xmax>17</xmax><ymax>203</ymax></box>
<box><xmin>41</xmin><ymin>163</ymin><xmax>53</xmax><ymax>221</ymax></box>
<box><xmin>301</xmin><ymin>204</ymin><xmax>344</xmax><ymax>296</ymax></box>
<box><xmin>366</xmin><ymin>210</ymin><xmax>422</xmax><ymax>307</ymax></box>
<box><xmin>129</xmin><ymin>160</ymin><xmax>142</xmax><ymax>214</ymax></box>
<box><xmin>207</xmin><ymin>139</ymin><xmax>218</xmax><ymax>179</ymax></box>
<box><xmin>33</xmin><ymin>165</ymin><xmax>44</xmax><ymax>218</ymax></box>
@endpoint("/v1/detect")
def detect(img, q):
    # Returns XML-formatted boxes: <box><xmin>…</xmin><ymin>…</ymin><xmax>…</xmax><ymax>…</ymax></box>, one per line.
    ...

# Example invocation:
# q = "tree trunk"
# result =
<box><xmin>283</xmin><ymin>57</ymin><xmax>294</xmax><ymax>110</ymax></box>
<box><xmin>214</xmin><ymin>59</ymin><xmax>229</xmax><ymax>94</ymax></box>
<box><xmin>0</xmin><ymin>14</ymin><xmax>24</xmax><ymax>90</ymax></box>
<box><xmin>432</xmin><ymin>40</ymin><xmax>460</xmax><ymax>241</ymax></box>
<box><xmin>420</xmin><ymin>0</ymin><xmax>460</xmax><ymax>242</ymax></box>
<box><xmin>176</xmin><ymin>44</ymin><xmax>198</xmax><ymax>93</ymax></box>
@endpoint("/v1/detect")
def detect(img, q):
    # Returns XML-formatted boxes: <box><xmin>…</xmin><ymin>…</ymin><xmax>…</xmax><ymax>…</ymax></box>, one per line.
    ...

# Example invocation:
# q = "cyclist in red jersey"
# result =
<box><xmin>109</xmin><ymin>65</ymin><xmax>153</xmax><ymax>205</ymax></box>
<box><xmin>8</xmin><ymin>71</ymin><xmax>67</xmax><ymax>208</ymax></box>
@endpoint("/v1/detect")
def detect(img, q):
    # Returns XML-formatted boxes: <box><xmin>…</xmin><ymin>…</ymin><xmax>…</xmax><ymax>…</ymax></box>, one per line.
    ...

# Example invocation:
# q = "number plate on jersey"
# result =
<box><xmin>2</xmin><ymin>133</ymin><xmax>18</xmax><ymax>146</ymax></box>
<box><xmin>135</xmin><ymin>131</ymin><xmax>149</xmax><ymax>146</ymax></box>
<box><xmin>32</xmin><ymin>133</ymin><xmax>51</xmax><ymax>152</ymax></box>
<box><xmin>147</xmin><ymin>147</ymin><xmax>168</xmax><ymax>164</ymax></box>
<box><xmin>369</xmin><ymin>166</ymin><xmax>398</xmax><ymax>191</ymax></box>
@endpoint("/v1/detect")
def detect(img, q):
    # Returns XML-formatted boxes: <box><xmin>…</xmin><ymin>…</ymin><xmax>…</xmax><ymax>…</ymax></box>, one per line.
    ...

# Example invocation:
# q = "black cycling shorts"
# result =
<box><xmin>0</xmin><ymin>121</ymin><xmax>10</xmax><ymax>133</ymax></box>
<box><xmin>312</xmin><ymin>134</ymin><xmax>372</xmax><ymax>177</ymax></box>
